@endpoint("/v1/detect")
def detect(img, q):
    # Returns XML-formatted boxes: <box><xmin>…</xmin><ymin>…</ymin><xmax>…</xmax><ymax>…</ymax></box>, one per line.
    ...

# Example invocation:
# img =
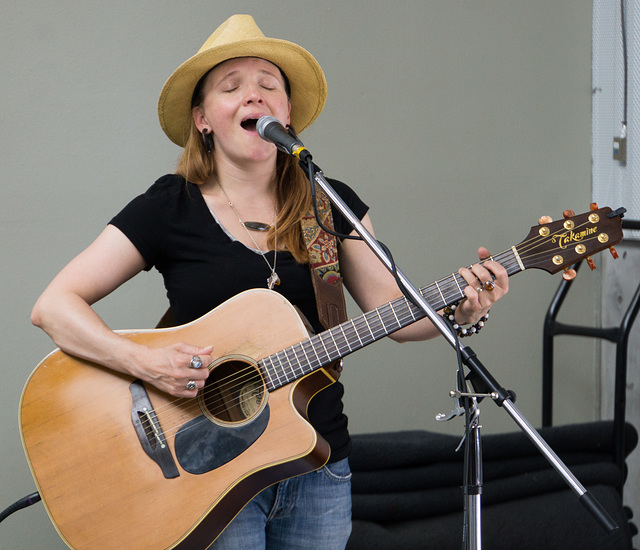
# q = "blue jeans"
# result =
<box><xmin>211</xmin><ymin>458</ymin><xmax>352</xmax><ymax>549</ymax></box>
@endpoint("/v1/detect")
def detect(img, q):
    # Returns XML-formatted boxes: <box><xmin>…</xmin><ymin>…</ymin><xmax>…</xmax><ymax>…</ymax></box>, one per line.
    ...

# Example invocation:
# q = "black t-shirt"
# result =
<box><xmin>110</xmin><ymin>174</ymin><xmax>369</xmax><ymax>461</ymax></box>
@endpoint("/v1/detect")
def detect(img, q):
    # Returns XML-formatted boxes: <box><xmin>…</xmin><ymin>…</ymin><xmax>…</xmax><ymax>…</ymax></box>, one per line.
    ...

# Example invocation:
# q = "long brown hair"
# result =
<box><xmin>175</xmin><ymin>118</ymin><xmax>312</xmax><ymax>263</ymax></box>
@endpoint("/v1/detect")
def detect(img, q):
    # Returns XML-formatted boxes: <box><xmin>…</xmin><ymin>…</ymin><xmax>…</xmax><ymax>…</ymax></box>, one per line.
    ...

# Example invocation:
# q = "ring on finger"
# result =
<box><xmin>186</xmin><ymin>380</ymin><xmax>197</xmax><ymax>391</ymax></box>
<box><xmin>190</xmin><ymin>355</ymin><xmax>203</xmax><ymax>369</ymax></box>
<box><xmin>484</xmin><ymin>281</ymin><xmax>495</xmax><ymax>292</ymax></box>
<box><xmin>476</xmin><ymin>286</ymin><xmax>484</xmax><ymax>293</ymax></box>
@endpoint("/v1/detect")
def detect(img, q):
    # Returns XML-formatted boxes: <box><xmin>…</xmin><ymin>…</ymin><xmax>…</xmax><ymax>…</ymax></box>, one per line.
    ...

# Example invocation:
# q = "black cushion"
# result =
<box><xmin>347</xmin><ymin>421</ymin><xmax>638</xmax><ymax>550</ymax></box>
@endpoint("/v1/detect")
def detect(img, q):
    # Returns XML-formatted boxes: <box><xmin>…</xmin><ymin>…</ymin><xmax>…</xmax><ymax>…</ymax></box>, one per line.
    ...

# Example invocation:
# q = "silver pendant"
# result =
<box><xmin>267</xmin><ymin>272</ymin><xmax>280</xmax><ymax>290</ymax></box>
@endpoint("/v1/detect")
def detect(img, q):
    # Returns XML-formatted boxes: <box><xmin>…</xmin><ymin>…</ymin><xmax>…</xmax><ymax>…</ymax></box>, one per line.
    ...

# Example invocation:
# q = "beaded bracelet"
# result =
<box><xmin>442</xmin><ymin>303</ymin><xmax>490</xmax><ymax>338</ymax></box>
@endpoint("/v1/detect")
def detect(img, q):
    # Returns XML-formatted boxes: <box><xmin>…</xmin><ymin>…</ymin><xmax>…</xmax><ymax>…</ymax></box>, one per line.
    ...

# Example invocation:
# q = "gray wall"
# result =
<box><xmin>1</xmin><ymin>1</ymin><xmax>597</xmax><ymax>547</ymax></box>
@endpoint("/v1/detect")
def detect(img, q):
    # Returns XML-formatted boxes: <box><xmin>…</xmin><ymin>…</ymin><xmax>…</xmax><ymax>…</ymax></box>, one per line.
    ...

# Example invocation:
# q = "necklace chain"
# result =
<box><xmin>217</xmin><ymin>180</ymin><xmax>280</xmax><ymax>290</ymax></box>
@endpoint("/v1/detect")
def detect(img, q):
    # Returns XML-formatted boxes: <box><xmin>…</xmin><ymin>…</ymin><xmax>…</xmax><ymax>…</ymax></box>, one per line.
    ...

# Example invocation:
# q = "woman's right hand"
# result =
<box><xmin>134</xmin><ymin>343</ymin><xmax>214</xmax><ymax>397</ymax></box>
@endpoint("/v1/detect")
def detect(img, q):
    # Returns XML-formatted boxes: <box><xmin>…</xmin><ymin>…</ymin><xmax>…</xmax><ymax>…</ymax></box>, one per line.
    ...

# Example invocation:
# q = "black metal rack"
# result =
<box><xmin>542</xmin><ymin>219</ymin><xmax>640</xmax><ymax>495</ymax></box>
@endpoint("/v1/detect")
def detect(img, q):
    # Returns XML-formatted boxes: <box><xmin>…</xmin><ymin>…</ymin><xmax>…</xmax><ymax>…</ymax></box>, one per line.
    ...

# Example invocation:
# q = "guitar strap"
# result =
<box><xmin>301</xmin><ymin>185</ymin><xmax>348</xmax><ymax>380</ymax></box>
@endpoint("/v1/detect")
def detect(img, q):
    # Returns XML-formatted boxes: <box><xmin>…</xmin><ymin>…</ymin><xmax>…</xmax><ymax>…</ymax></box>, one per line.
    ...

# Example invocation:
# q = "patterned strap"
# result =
<box><xmin>301</xmin><ymin>185</ymin><xmax>348</xmax><ymax>332</ymax></box>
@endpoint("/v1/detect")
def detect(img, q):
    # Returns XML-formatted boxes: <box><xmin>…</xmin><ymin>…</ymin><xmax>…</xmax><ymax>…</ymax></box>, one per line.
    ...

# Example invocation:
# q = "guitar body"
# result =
<box><xmin>20</xmin><ymin>289</ymin><xmax>333</xmax><ymax>550</ymax></box>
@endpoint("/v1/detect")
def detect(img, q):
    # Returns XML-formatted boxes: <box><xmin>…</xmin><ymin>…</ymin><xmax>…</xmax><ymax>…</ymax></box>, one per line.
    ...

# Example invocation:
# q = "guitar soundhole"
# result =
<box><xmin>198</xmin><ymin>355</ymin><xmax>266</xmax><ymax>425</ymax></box>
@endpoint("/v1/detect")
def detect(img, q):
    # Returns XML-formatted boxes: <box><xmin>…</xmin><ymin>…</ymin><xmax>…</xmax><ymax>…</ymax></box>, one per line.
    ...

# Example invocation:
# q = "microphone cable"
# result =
<box><xmin>301</xmin><ymin>156</ymin><xmax>418</xmax><ymax>309</ymax></box>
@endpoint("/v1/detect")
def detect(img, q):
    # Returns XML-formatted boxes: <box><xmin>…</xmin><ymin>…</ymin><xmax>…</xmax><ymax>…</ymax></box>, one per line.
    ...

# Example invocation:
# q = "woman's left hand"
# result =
<box><xmin>455</xmin><ymin>247</ymin><xmax>509</xmax><ymax>325</ymax></box>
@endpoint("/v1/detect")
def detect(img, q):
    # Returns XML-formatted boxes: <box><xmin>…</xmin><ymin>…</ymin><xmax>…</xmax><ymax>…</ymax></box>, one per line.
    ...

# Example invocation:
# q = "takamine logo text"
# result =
<box><xmin>552</xmin><ymin>226</ymin><xmax>598</xmax><ymax>249</ymax></box>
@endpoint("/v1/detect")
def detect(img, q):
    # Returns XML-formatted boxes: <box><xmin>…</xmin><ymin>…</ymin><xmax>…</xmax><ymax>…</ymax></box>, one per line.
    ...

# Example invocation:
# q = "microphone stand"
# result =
<box><xmin>304</xmin><ymin>162</ymin><xmax>619</xmax><ymax>549</ymax></box>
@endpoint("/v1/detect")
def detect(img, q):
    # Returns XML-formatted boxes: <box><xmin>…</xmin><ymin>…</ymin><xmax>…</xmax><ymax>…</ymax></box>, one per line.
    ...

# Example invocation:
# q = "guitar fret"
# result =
<box><xmin>406</xmin><ymin>298</ymin><xmax>418</xmax><ymax>321</ymax></box>
<box><xmin>374</xmin><ymin>307</ymin><xmax>385</xmax><ymax>329</ymax></box>
<box><xmin>330</xmin><ymin>326</ymin><xmax>349</xmax><ymax>357</ymax></box>
<box><xmin>374</xmin><ymin>308</ymin><xmax>391</xmax><ymax>337</ymax></box>
<box><xmin>367</xmin><ymin>309</ymin><xmax>385</xmax><ymax>339</ymax></box>
<box><xmin>270</xmin><ymin>352</ymin><xmax>287</xmax><ymax>387</ymax></box>
<box><xmin>316</xmin><ymin>334</ymin><xmax>333</xmax><ymax>363</ymax></box>
<box><xmin>279</xmin><ymin>350</ymin><xmax>294</xmax><ymax>382</ymax></box>
<box><xmin>293</xmin><ymin>344</ymin><xmax>308</xmax><ymax>378</ymax></box>
<box><xmin>350</xmin><ymin>319</ymin><xmax>364</xmax><ymax>347</ymax></box>
<box><xmin>297</xmin><ymin>342</ymin><xmax>312</xmax><ymax>373</ymax></box>
<box><xmin>327</xmin><ymin>329</ymin><xmax>342</xmax><ymax>358</ymax></box>
<box><xmin>308</xmin><ymin>336</ymin><xmax>327</xmax><ymax>366</ymax></box>
<box><xmin>278</xmin><ymin>348</ymin><xmax>295</xmax><ymax>383</ymax></box>
<box><xmin>389</xmin><ymin>301</ymin><xmax>402</xmax><ymax>329</ymax></box>
<box><xmin>339</xmin><ymin>325</ymin><xmax>353</xmax><ymax>352</ymax></box>
<box><xmin>364</xmin><ymin>315</ymin><xmax>376</xmax><ymax>342</ymax></box>
<box><xmin>453</xmin><ymin>273</ymin><xmax>463</xmax><ymax>296</ymax></box>
<box><xmin>393</xmin><ymin>304</ymin><xmax>410</xmax><ymax>326</ymax></box>
<box><xmin>305</xmin><ymin>338</ymin><xmax>325</xmax><ymax>368</ymax></box>
<box><xmin>351</xmin><ymin>318</ymin><xmax>369</xmax><ymax>346</ymax></box>
<box><xmin>421</xmin><ymin>288</ymin><xmax>439</xmax><ymax>311</ymax></box>
<box><xmin>260</xmin><ymin>356</ymin><xmax>276</xmax><ymax>390</ymax></box>
<box><xmin>434</xmin><ymin>280</ymin><xmax>445</xmax><ymax>305</ymax></box>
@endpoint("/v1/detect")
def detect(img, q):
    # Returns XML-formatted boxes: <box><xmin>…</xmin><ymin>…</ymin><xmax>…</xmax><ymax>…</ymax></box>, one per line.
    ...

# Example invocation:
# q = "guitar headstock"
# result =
<box><xmin>516</xmin><ymin>205</ymin><xmax>625</xmax><ymax>275</ymax></box>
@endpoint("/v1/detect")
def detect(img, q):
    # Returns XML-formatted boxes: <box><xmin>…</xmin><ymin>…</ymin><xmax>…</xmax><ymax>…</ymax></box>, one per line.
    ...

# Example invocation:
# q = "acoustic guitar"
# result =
<box><xmin>20</xmin><ymin>206</ymin><xmax>624</xmax><ymax>549</ymax></box>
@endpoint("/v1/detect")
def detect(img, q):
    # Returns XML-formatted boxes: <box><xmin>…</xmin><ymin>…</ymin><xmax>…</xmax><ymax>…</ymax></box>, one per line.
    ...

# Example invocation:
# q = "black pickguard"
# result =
<box><xmin>174</xmin><ymin>406</ymin><xmax>270</xmax><ymax>474</ymax></box>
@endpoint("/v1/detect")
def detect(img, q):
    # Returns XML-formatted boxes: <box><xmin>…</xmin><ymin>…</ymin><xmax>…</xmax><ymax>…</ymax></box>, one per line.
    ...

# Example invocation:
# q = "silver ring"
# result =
<box><xmin>190</xmin><ymin>355</ymin><xmax>203</xmax><ymax>369</ymax></box>
<box><xmin>476</xmin><ymin>286</ymin><xmax>484</xmax><ymax>293</ymax></box>
<box><xmin>186</xmin><ymin>380</ymin><xmax>197</xmax><ymax>391</ymax></box>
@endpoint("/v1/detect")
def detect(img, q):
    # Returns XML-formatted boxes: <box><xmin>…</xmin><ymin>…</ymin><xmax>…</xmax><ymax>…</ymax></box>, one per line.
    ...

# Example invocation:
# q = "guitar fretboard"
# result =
<box><xmin>259</xmin><ymin>247</ymin><xmax>523</xmax><ymax>391</ymax></box>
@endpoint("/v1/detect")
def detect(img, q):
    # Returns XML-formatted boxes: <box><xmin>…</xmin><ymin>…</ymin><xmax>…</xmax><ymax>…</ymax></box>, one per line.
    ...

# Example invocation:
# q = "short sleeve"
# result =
<box><xmin>325</xmin><ymin>178</ymin><xmax>369</xmax><ymax>237</ymax></box>
<box><xmin>109</xmin><ymin>175</ymin><xmax>177</xmax><ymax>270</ymax></box>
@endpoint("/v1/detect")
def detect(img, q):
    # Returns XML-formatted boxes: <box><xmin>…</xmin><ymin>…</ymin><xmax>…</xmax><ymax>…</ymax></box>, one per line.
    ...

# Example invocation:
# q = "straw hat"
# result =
<box><xmin>158</xmin><ymin>14</ymin><xmax>327</xmax><ymax>147</ymax></box>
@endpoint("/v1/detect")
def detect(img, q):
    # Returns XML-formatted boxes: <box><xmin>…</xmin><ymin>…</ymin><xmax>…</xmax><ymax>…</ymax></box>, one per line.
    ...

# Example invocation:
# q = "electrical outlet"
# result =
<box><xmin>613</xmin><ymin>136</ymin><xmax>627</xmax><ymax>162</ymax></box>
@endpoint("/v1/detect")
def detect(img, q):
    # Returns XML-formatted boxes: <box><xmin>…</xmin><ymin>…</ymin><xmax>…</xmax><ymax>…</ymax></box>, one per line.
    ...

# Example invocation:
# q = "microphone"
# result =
<box><xmin>256</xmin><ymin>116</ymin><xmax>312</xmax><ymax>162</ymax></box>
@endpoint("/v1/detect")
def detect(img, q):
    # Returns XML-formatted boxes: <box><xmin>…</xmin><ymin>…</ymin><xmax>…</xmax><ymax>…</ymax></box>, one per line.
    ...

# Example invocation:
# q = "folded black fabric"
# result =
<box><xmin>352</xmin><ymin>452</ymin><xmax>618</xmax><ymax>494</ymax></box>
<box><xmin>347</xmin><ymin>422</ymin><xmax>638</xmax><ymax>550</ymax></box>
<box><xmin>348</xmin><ymin>485</ymin><xmax>633</xmax><ymax>550</ymax></box>
<box><xmin>349</xmin><ymin>421</ymin><xmax>637</xmax><ymax>472</ymax></box>
<box><xmin>352</xmin><ymin>462</ymin><xmax>622</xmax><ymax>520</ymax></box>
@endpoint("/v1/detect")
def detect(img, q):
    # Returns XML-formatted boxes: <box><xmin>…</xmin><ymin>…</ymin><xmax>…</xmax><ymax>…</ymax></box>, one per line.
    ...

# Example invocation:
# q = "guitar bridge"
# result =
<box><xmin>130</xmin><ymin>380</ymin><xmax>180</xmax><ymax>479</ymax></box>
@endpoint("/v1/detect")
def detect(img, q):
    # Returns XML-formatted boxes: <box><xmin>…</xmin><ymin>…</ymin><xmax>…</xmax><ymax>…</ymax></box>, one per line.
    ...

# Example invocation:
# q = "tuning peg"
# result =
<box><xmin>586</xmin><ymin>256</ymin><xmax>596</xmax><ymax>270</ymax></box>
<box><xmin>590</xmin><ymin>202</ymin><xmax>599</xmax><ymax>211</ymax></box>
<box><xmin>563</xmin><ymin>209</ymin><xmax>576</xmax><ymax>219</ymax></box>
<box><xmin>562</xmin><ymin>268</ymin><xmax>577</xmax><ymax>281</ymax></box>
<box><xmin>609</xmin><ymin>246</ymin><xmax>619</xmax><ymax>259</ymax></box>
<box><xmin>538</xmin><ymin>215</ymin><xmax>553</xmax><ymax>225</ymax></box>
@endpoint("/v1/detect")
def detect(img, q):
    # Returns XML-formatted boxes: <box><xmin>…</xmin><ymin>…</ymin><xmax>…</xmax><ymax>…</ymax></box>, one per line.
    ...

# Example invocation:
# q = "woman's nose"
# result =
<box><xmin>243</xmin><ymin>84</ymin><xmax>264</xmax><ymax>105</ymax></box>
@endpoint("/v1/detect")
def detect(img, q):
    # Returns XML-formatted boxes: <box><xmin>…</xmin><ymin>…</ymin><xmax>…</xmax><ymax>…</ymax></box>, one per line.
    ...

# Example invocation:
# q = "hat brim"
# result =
<box><xmin>158</xmin><ymin>37</ymin><xmax>327</xmax><ymax>147</ymax></box>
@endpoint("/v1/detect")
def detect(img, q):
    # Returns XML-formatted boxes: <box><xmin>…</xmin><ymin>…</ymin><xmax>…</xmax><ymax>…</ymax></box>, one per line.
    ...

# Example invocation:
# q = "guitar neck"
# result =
<box><xmin>260</xmin><ymin>247</ymin><xmax>524</xmax><ymax>391</ymax></box>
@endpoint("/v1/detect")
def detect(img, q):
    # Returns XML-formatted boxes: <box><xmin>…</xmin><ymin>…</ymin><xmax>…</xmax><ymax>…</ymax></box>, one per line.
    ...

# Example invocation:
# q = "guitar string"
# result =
<box><xmin>139</xmin><ymin>229</ymin><xmax>592</xmax><ymax>438</ymax></box>
<box><xmin>149</xmin><ymin>248</ymin><xmax>518</xmax><ymax>426</ymax></box>
<box><xmin>138</xmin><ymin>219</ymin><xmax>608</xmax><ymax>439</ymax></box>
<box><xmin>140</xmin><ymin>245</ymin><xmax>592</xmax><ymax>441</ymax></box>
<box><xmin>147</xmin><ymin>219</ymin><xmax>574</xmax><ymax>426</ymax></box>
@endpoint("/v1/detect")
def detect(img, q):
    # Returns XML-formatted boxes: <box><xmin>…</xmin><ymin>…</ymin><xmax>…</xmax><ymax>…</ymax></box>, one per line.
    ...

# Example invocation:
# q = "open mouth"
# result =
<box><xmin>241</xmin><ymin>118</ymin><xmax>259</xmax><ymax>131</ymax></box>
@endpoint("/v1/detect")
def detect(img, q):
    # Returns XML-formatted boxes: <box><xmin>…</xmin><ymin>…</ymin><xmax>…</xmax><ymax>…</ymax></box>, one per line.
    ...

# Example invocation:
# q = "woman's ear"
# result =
<box><xmin>192</xmin><ymin>106</ymin><xmax>208</xmax><ymax>133</ymax></box>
